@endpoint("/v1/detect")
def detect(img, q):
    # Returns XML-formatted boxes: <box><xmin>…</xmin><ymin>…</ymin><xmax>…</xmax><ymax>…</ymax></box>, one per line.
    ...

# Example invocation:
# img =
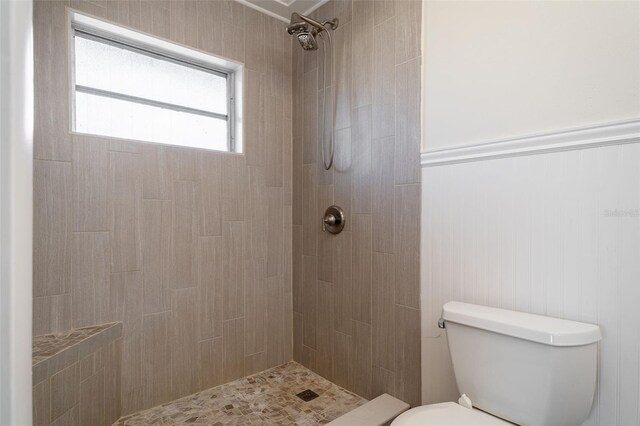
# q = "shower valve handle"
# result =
<box><xmin>322</xmin><ymin>206</ymin><xmax>345</xmax><ymax>234</ymax></box>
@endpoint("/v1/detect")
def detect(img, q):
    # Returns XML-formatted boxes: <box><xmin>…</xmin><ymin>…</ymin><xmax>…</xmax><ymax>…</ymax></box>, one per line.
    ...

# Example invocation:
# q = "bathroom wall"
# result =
<box><xmin>422</xmin><ymin>0</ymin><xmax>640</xmax><ymax>149</ymax></box>
<box><xmin>33</xmin><ymin>0</ymin><xmax>292</xmax><ymax>415</ymax></box>
<box><xmin>291</xmin><ymin>0</ymin><xmax>423</xmax><ymax>406</ymax></box>
<box><xmin>420</xmin><ymin>1</ymin><xmax>640</xmax><ymax>422</ymax></box>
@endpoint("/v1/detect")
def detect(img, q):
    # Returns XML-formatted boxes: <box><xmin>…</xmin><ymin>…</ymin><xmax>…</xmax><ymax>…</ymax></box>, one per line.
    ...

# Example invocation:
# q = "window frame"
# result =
<box><xmin>69</xmin><ymin>11</ymin><xmax>241</xmax><ymax>153</ymax></box>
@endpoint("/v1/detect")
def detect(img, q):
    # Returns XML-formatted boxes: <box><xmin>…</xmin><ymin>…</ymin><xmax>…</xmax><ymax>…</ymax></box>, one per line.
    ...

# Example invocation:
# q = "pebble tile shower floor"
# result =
<box><xmin>114</xmin><ymin>362</ymin><xmax>366</xmax><ymax>425</ymax></box>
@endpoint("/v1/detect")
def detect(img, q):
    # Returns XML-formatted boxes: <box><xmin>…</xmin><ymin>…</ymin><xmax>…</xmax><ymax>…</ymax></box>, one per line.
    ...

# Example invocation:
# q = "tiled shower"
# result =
<box><xmin>31</xmin><ymin>0</ymin><xmax>422</xmax><ymax>424</ymax></box>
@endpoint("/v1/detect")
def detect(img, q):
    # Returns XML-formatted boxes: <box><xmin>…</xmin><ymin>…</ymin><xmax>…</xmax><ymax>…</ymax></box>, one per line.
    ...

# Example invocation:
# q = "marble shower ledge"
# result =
<box><xmin>32</xmin><ymin>322</ymin><xmax>122</xmax><ymax>385</ymax></box>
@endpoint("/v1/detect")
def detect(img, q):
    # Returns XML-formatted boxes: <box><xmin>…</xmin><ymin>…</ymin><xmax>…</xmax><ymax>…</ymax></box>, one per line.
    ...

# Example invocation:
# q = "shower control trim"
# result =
<box><xmin>322</xmin><ymin>205</ymin><xmax>345</xmax><ymax>234</ymax></box>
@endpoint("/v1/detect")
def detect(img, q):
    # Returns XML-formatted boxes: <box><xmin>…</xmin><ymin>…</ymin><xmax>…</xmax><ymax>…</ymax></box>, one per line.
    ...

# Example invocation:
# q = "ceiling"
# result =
<box><xmin>236</xmin><ymin>0</ymin><xmax>330</xmax><ymax>23</ymax></box>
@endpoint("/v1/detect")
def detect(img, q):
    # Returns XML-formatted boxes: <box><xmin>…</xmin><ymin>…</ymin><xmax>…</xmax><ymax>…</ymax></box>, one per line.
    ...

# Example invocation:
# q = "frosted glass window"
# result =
<box><xmin>71</xmin><ymin>26</ymin><xmax>234</xmax><ymax>151</ymax></box>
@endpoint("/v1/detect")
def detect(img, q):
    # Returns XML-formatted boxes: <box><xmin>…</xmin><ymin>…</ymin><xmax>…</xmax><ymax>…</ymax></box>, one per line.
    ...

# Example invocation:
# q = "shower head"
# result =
<box><xmin>296</xmin><ymin>31</ymin><xmax>318</xmax><ymax>51</ymax></box>
<box><xmin>286</xmin><ymin>13</ymin><xmax>338</xmax><ymax>51</ymax></box>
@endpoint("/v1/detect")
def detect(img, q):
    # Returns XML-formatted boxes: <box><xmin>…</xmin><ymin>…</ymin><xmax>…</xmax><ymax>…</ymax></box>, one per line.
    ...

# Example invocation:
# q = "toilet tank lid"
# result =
<box><xmin>442</xmin><ymin>302</ymin><xmax>602</xmax><ymax>347</ymax></box>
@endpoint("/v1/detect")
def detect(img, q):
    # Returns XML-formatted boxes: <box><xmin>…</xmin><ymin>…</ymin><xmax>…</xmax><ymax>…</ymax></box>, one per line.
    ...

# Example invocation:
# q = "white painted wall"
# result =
<box><xmin>0</xmin><ymin>0</ymin><xmax>34</xmax><ymax>424</ymax></box>
<box><xmin>422</xmin><ymin>0</ymin><xmax>640</xmax><ymax>150</ymax></box>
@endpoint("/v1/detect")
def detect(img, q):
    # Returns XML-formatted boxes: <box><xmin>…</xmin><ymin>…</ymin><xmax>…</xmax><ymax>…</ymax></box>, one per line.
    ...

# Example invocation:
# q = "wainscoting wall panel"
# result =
<box><xmin>32</xmin><ymin>0</ymin><xmax>292</xmax><ymax>418</ymax></box>
<box><xmin>421</xmin><ymin>129</ymin><xmax>640</xmax><ymax>425</ymax></box>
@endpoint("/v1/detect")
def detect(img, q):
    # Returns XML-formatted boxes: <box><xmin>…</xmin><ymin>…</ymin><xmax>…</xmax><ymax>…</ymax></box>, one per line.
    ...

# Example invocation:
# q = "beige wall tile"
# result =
<box><xmin>122</xmin><ymin>270</ymin><xmax>143</xmax><ymax>414</ymax></box>
<box><xmin>33</xmin><ymin>0</ymin><xmax>71</xmax><ymax>162</ymax></box>
<box><xmin>353</xmin><ymin>320</ymin><xmax>372</xmax><ymax>398</ymax></box>
<box><xmin>332</xmin><ymin>331</ymin><xmax>353</xmax><ymax>390</ymax></box>
<box><xmin>72</xmin><ymin>232</ymin><xmax>109</xmax><ymax>328</ymax></box>
<box><xmin>332</xmin><ymin>230</ymin><xmax>353</xmax><ymax>335</ymax></box>
<box><xmin>266</xmin><ymin>187</ymin><xmax>284</xmax><ymax>277</ymax></box>
<box><xmin>73</xmin><ymin>137</ymin><xmax>109</xmax><ymax>232</ymax></box>
<box><xmin>245</xmin><ymin>70</ymin><xmax>265</xmax><ymax>166</ymax></box>
<box><xmin>293</xmin><ymin>312</ymin><xmax>304</xmax><ymax>362</ymax></box>
<box><xmin>372</xmin><ymin>17</ymin><xmax>396</xmax><ymax>140</ymax></box>
<box><xmin>303</xmin><ymin>255</ymin><xmax>318</xmax><ymax>348</ymax></box>
<box><xmin>104</xmin><ymin>338</ymin><xmax>122</xmax><ymax>424</ymax></box>
<box><xmin>109</xmin><ymin>151</ymin><xmax>142</xmax><ymax>272</ymax></box>
<box><xmin>244</xmin><ymin>8</ymin><xmax>266</xmax><ymax>73</ymax></box>
<box><xmin>372</xmin><ymin>136</ymin><xmax>395</xmax><ymax>253</ymax></box>
<box><xmin>372</xmin><ymin>252</ymin><xmax>396</xmax><ymax>371</ymax></box>
<box><xmin>394</xmin><ymin>184</ymin><xmax>420</xmax><ymax>308</ymax></box>
<box><xmin>244</xmin><ymin>256</ymin><xmax>266</xmax><ymax>355</ymax></box>
<box><xmin>334</xmin><ymin>128</ymin><xmax>352</xmax><ymax>232</ymax></box>
<box><xmin>222</xmin><ymin>21</ymin><xmax>245</xmax><ymax>62</ymax></box>
<box><xmin>142</xmin><ymin>200</ymin><xmax>173</xmax><ymax>315</ymax></box>
<box><xmin>33</xmin><ymin>294</ymin><xmax>72</xmax><ymax>336</ymax></box>
<box><xmin>303</xmin><ymin>69</ymin><xmax>318</xmax><ymax>164</ymax></box>
<box><xmin>171</xmin><ymin>288</ymin><xmax>199</xmax><ymax>397</ymax></box>
<box><xmin>352</xmin><ymin>105</ymin><xmax>373</xmax><ymax>214</ymax></box>
<box><xmin>199</xmin><ymin>236</ymin><xmax>224</xmax><ymax>341</ymax></box>
<box><xmin>266</xmin><ymin>96</ymin><xmax>284</xmax><ymax>187</ymax></box>
<box><xmin>266</xmin><ymin>284</ymin><xmax>286</xmax><ymax>366</ymax></box>
<box><xmin>199</xmin><ymin>337</ymin><xmax>224</xmax><ymax>390</ymax></box>
<box><xmin>374</xmin><ymin>0</ymin><xmax>394</xmax><ymax>25</ymax></box>
<box><xmin>293</xmin><ymin>225</ymin><xmax>304</xmax><ymax>313</ymax></box>
<box><xmin>50</xmin><ymin>405</ymin><xmax>79</xmax><ymax>426</ymax></box>
<box><xmin>50</xmin><ymin>363</ymin><xmax>80</xmax><ymax>420</ymax></box>
<box><xmin>142</xmin><ymin>312</ymin><xmax>171</xmax><ymax>409</ymax></box>
<box><xmin>395</xmin><ymin>0</ymin><xmax>421</xmax><ymax>64</ymax></box>
<box><xmin>223</xmin><ymin>221</ymin><xmax>245</xmax><ymax>320</ymax></box>
<box><xmin>316</xmin><ymin>280</ymin><xmax>334</xmax><ymax>380</ymax></box>
<box><xmin>284</xmin><ymin>118</ymin><xmax>293</xmax><ymax>205</ymax></box>
<box><xmin>372</xmin><ymin>366</ymin><xmax>395</xmax><ymax>397</ymax></box>
<box><xmin>221</xmin><ymin>155</ymin><xmax>247</xmax><ymax>221</ymax></box>
<box><xmin>395</xmin><ymin>58</ymin><xmax>421</xmax><ymax>185</ymax></box>
<box><xmin>223</xmin><ymin>318</ymin><xmax>245</xmax><ymax>382</ymax></box>
<box><xmin>244</xmin><ymin>351</ymin><xmax>268</xmax><ymax>376</ymax></box>
<box><xmin>79</xmin><ymin>370</ymin><xmax>105</xmax><ymax>426</ymax></box>
<box><xmin>317</xmin><ymin>184</ymin><xmax>335</xmax><ymax>283</ymax></box>
<box><xmin>395</xmin><ymin>305</ymin><xmax>421</xmax><ymax>407</ymax></box>
<box><xmin>352</xmin><ymin>0</ymin><xmax>374</xmax><ymax>108</ymax></box>
<box><xmin>352</xmin><ymin>215</ymin><xmax>372</xmax><ymax>324</ymax></box>
<box><xmin>335</xmin><ymin>22</ymin><xmax>353</xmax><ymax>131</ymax></box>
<box><xmin>141</xmin><ymin>145</ymin><xmax>173</xmax><ymax>200</ymax></box>
<box><xmin>33</xmin><ymin>379</ymin><xmax>50</xmax><ymax>426</ymax></box>
<box><xmin>34</xmin><ymin>160</ymin><xmax>71</xmax><ymax>298</ymax></box>
<box><xmin>199</xmin><ymin>152</ymin><xmax>222</xmax><ymax>236</ymax></box>
<box><xmin>173</xmin><ymin>180</ymin><xmax>199</xmax><ymax>288</ymax></box>
<box><xmin>303</xmin><ymin>164</ymin><xmax>318</xmax><ymax>256</ymax></box>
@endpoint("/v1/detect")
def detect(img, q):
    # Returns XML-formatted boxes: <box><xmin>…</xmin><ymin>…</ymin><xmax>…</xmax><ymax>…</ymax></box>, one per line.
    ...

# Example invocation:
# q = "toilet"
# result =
<box><xmin>393</xmin><ymin>302</ymin><xmax>602</xmax><ymax>425</ymax></box>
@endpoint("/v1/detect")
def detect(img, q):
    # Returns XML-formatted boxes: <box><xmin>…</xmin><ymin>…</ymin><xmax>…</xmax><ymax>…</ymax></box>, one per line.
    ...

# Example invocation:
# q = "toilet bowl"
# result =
<box><xmin>392</xmin><ymin>402</ymin><xmax>512</xmax><ymax>425</ymax></box>
<box><xmin>392</xmin><ymin>302</ymin><xmax>602</xmax><ymax>426</ymax></box>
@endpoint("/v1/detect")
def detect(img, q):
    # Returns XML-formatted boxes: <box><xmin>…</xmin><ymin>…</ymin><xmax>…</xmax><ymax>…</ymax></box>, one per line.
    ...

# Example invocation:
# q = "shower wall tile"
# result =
<box><xmin>72</xmin><ymin>232</ymin><xmax>110</xmax><ymax>329</ymax></box>
<box><xmin>173</xmin><ymin>180</ymin><xmax>199</xmax><ymax>288</ymax></box>
<box><xmin>394</xmin><ymin>305</ymin><xmax>421</xmax><ymax>407</ymax></box>
<box><xmin>142</xmin><ymin>200</ymin><xmax>173</xmax><ymax>315</ymax></box>
<box><xmin>395</xmin><ymin>58</ymin><xmax>421</xmax><ymax>185</ymax></box>
<box><xmin>352</xmin><ymin>0</ymin><xmax>374</xmax><ymax>108</ymax></box>
<box><xmin>73</xmin><ymin>137</ymin><xmax>109</xmax><ymax>232</ymax></box>
<box><xmin>293</xmin><ymin>0</ymin><xmax>421</xmax><ymax>407</ymax></box>
<box><xmin>374</xmin><ymin>0</ymin><xmax>394</xmax><ymax>25</ymax></box>
<box><xmin>171</xmin><ymin>288</ymin><xmax>199</xmax><ymax>397</ymax></box>
<box><xmin>34</xmin><ymin>0</ymin><xmax>293</xmax><ymax>414</ymax></box>
<box><xmin>395</xmin><ymin>0</ymin><xmax>421</xmax><ymax>64</ymax></box>
<box><xmin>372</xmin><ymin>17</ymin><xmax>396</xmax><ymax>141</ymax></box>
<box><xmin>372</xmin><ymin>136</ymin><xmax>395</xmax><ymax>253</ymax></box>
<box><xmin>352</xmin><ymin>215</ymin><xmax>372</xmax><ymax>324</ymax></box>
<box><xmin>352</xmin><ymin>105</ymin><xmax>372</xmax><ymax>214</ymax></box>
<box><xmin>34</xmin><ymin>159</ymin><xmax>72</xmax><ymax>298</ymax></box>
<box><xmin>109</xmin><ymin>151</ymin><xmax>142</xmax><ymax>273</ymax></box>
<box><xmin>394</xmin><ymin>184</ymin><xmax>420</xmax><ymax>309</ymax></box>
<box><xmin>199</xmin><ymin>152</ymin><xmax>222</xmax><ymax>236</ymax></box>
<box><xmin>223</xmin><ymin>318</ymin><xmax>245</xmax><ymax>383</ymax></box>
<box><xmin>141</xmin><ymin>145</ymin><xmax>173</xmax><ymax>200</ymax></box>
<box><xmin>142</xmin><ymin>312</ymin><xmax>171</xmax><ymax>410</ymax></box>
<box><xmin>316</xmin><ymin>281</ymin><xmax>334</xmax><ymax>380</ymax></box>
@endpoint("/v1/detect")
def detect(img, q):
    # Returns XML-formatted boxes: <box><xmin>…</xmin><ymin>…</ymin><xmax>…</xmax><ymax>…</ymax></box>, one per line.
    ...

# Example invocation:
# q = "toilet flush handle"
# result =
<box><xmin>438</xmin><ymin>318</ymin><xmax>445</xmax><ymax>329</ymax></box>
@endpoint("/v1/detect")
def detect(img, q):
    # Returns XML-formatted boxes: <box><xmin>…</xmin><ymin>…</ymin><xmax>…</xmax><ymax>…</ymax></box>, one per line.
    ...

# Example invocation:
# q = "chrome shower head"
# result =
<box><xmin>286</xmin><ymin>12</ymin><xmax>338</xmax><ymax>52</ymax></box>
<box><xmin>296</xmin><ymin>31</ymin><xmax>318</xmax><ymax>51</ymax></box>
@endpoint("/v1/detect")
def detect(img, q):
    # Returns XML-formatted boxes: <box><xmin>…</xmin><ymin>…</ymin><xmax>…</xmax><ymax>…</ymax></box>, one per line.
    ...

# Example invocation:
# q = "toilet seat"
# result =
<box><xmin>391</xmin><ymin>402</ymin><xmax>512</xmax><ymax>425</ymax></box>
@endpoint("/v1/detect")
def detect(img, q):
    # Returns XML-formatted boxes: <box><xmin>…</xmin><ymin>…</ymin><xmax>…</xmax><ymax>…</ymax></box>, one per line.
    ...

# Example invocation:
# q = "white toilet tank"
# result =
<box><xmin>442</xmin><ymin>302</ymin><xmax>602</xmax><ymax>426</ymax></box>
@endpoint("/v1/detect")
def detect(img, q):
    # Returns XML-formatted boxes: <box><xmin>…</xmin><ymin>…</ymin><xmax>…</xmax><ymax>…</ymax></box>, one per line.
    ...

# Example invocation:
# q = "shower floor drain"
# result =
<box><xmin>296</xmin><ymin>389</ymin><xmax>319</xmax><ymax>402</ymax></box>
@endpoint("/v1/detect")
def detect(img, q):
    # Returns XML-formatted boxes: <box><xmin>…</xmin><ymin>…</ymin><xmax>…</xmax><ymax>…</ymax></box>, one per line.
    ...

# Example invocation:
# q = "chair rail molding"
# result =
<box><xmin>421</xmin><ymin>118</ymin><xmax>640</xmax><ymax>167</ymax></box>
